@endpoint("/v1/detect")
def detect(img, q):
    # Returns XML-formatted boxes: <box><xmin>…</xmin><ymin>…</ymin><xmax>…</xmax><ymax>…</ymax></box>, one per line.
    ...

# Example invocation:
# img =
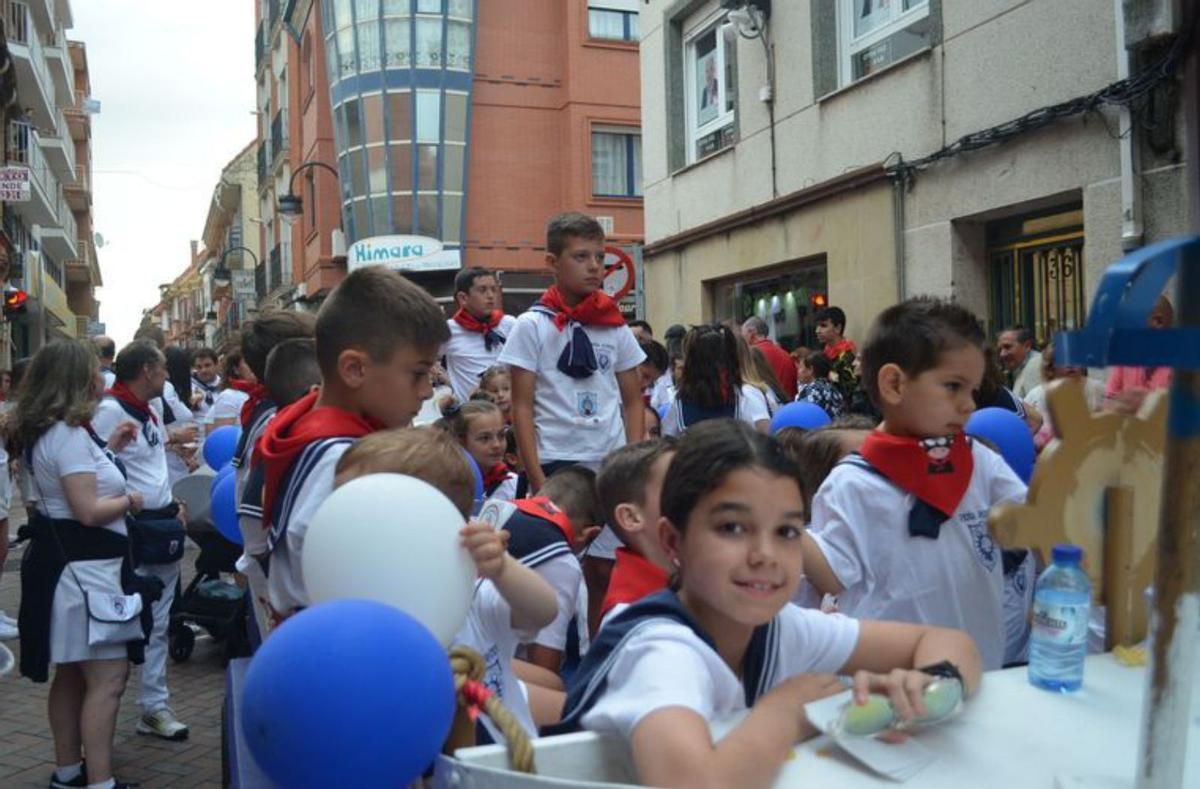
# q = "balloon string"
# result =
<box><xmin>448</xmin><ymin>646</ymin><xmax>537</xmax><ymax>774</ymax></box>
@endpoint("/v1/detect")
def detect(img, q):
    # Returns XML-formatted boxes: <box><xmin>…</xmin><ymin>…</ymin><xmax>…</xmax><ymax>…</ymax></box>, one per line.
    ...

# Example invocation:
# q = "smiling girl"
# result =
<box><xmin>555</xmin><ymin>419</ymin><xmax>982</xmax><ymax>788</ymax></box>
<box><xmin>439</xmin><ymin>399</ymin><xmax>516</xmax><ymax>500</ymax></box>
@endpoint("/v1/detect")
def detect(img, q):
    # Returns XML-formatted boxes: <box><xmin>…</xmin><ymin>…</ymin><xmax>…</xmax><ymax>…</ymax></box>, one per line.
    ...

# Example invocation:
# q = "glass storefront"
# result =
<box><xmin>710</xmin><ymin>258</ymin><xmax>829</xmax><ymax>353</ymax></box>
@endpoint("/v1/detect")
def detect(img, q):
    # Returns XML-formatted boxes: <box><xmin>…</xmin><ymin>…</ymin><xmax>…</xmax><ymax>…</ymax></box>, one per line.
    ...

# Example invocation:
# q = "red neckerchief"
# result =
<box><xmin>601</xmin><ymin>547</ymin><xmax>670</xmax><ymax>619</ymax></box>
<box><xmin>453</xmin><ymin>309</ymin><xmax>503</xmax><ymax>334</ymax></box>
<box><xmin>824</xmin><ymin>338</ymin><xmax>857</xmax><ymax>361</ymax></box>
<box><xmin>231</xmin><ymin>382</ymin><xmax>269</xmax><ymax>429</ymax></box>
<box><xmin>859</xmin><ymin>431</ymin><xmax>974</xmax><ymax>520</ymax></box>
<box><xmin>513</xmin><ymin>497</ymin><xmax>575</xmax><ymax>545</ymax></box>
<box><xmin>483</xmin><ymin>463</ymin><xmax>510</xmax><ymax>492</ymax></box>
<box><xmin>537</xmin><ymin>286</ymin><xmax>625</xmax><ymax>332</ymax></box>
<box><xmin>107</xmin><ymin>382</ymin><xmax>158</xmax><ymax>425</ymax></box>
<box><xmin>255</xmin><ymin>389</ymin><xmax>382</xmax><ymax>531</ymax></box>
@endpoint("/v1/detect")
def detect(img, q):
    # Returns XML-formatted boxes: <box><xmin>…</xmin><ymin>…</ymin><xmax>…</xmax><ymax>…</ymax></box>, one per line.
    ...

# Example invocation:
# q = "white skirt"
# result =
<box><xmin>50</xmin><ymin>558</ymin><xmax>130</xmax><ymax>664</ymax></box>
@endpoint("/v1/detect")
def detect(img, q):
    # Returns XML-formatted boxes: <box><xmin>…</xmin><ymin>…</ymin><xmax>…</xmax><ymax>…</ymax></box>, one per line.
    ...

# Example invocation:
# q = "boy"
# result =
<box><xmin>498</xmin><ymin>212</ymin><xmax>645</xmax><ymax>494</ymax></box>
<box><xmin>801</xmin><ymin>297</ymin><xmax>1027</xmax><ymax>670</ymax></box>
<box><xmin>815</xmin><ymin>306</ymin><xmax>858</xmax><ymax>398</ymax></box>
<box><xmin>442</xmin><ymin>267</ymin><xmax>518</xmax><ymax>403</ymax></box>
<box><xmin>334</xmin><ymin>428</ymin><xmax>557</xmax><ymax>744</ymax></box>
<box><xmin>259</xmin><ymin>267</ymin><xmax>448</xmax><ymax>621</ymax></box>
<box><xmin>592</xmin><ymin>439</ymin><xmax>676</xmax><ymax>631</ymax></box>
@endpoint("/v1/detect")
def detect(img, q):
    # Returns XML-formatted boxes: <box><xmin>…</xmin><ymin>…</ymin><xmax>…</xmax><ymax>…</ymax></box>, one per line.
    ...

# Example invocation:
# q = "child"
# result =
<box><xmin>801</xmin><ymin>297</ymin><xmax>1028</xmax><ymax>670</ymax></box>
<box><xmin>643</xmin><ymin>403</ymin><xmax>661</xmax><ymax>440</ymax></box>
<box><xmin>439</xmin><ymin>399</ymin><xmax>516</xmax><ymax>501</ymax></box>
<box><xmin>476</xmin><ymin>365</ymin><xmax>513</xmax><ymax>423</ymax></box>
<box><xmin>637</xmin><ymin>340</ymin><xmax>669</xmax><ymax>404</ymax></box>
<box><xmin>334</xmin><ymin>428</ymin><xmax>557</xmax><ymax>744</ymax></box>
<box><xmin>592</xmin><ymin>439</ymin><xmax>676</xmax><ymax>631</ymax></box>
<box><xmin>796</xmin><ymin>351</ymin><xmax>846</xmax><ymax>418</ymax></box>
<box><xmin>662</xmin><ymin>325</ymin><xmax>769</xmax><ymax>436</ymax></box>
<box><xmin>815</xmin><ymin>305</ymin><xmax>858</xmax><ymax>399</ymax></box>
<box><xmin>442</xmin><ymin>267</ymin><xmax>518</xmax><ymax>403</ymax></box>
<box><xmin>260</xmin><ymin>267</ymin><xmax>449</xmax><ymax>621</ymax></box>
<box><xmin>555</xmin><ymin>420</ymin><xmax>982</xmax><ymax>788</ymax></box>
<box><xmin>498</xmin><ymin>212</ymin><xmax>645</xmax><ymax>494</ymax></box>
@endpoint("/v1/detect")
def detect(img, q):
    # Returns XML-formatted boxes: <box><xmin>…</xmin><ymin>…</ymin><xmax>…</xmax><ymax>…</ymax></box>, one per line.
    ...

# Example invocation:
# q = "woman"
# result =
<box><xmin>662</xmin><ymin>325</ymin><xmax>770</xmax><ymax>436</ymax></box>
<box><xmin>737</xmin><ymin>337</ymin><xmax>785</xmax><ymax>416</ymax></box>
<box><xmin>16</xmin><ymin>340</ymin><xmax>146</xmax><ymax>789</ymax></box>
<box><xmin>208</xmin><ymin>349</ymin><xmax>258</xmax><ymax>429</ymax></box>
<box><xmin>162</xmin><ymin>346</ymin><xmax>199</xmax><ymax>483</ymax></box>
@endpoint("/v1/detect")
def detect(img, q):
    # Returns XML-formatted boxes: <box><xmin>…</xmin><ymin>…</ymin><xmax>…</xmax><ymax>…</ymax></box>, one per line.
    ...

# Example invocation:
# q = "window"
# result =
<box><xmin>592</xmin><ymin>127</ymin><xmax>642</xmax><ymax>198</ymax></box>
<box><xmin>589</xmin><ymin>0</ymin><xmax>639</xmax><ymax>41</ymax></box>
<box><xmin>838</xmin><ymin>0</ymin><xmax>931</xmax><ymax>86</ymax></box>
<box><xmin>684</xmin><ymin>15</ymin><xmax>737</xmax><ymax>164</ymax></box>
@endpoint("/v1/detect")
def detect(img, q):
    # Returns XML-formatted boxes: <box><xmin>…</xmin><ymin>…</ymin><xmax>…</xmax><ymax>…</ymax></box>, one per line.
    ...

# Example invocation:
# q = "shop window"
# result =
<box><xmin>684</xmin><ymin>14</ymin><xmax>737</xmax><ymax>164</ymax></box>
<box><xmin>592</xmin><ymin>127</ymin><xmax>642</xmax><ymax>198</ymax></box>
<box><xmin>589</xmin><ymin>1</ymin><xmax>639</xmax><ymax>41</ymax></box>
<box><xmin>837</xmin><ymin>0</ymin><xmax>931</xmax><ymax>86</ymax></box>
<box><xmin>710</xmin><ymin>259</ymin><xmax>829</xmax><ymax>352</ymax></box>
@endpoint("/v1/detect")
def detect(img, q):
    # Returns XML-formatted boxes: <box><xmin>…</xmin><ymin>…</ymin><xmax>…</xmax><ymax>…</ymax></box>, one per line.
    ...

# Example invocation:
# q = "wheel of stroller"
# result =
<box><xmin>170</xmin><ymin>626</ymin><xmax>195</xmax><ymax>663</ymax></box>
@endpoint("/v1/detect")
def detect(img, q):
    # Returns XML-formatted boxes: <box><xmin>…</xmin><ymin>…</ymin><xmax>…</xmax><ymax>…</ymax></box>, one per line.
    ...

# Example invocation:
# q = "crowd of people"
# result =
<box><xmin>0</xmin><ymin>209</ymin><xmax>1176</xmax><ymax>788</ymax></box>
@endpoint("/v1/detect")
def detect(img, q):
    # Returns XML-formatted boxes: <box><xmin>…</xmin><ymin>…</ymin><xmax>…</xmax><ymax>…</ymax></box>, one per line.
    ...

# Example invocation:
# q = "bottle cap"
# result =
<box><xmin>1052</xmin><ymin>544</ymin><xmax>1083</xmax><ymax>564</ymax></box>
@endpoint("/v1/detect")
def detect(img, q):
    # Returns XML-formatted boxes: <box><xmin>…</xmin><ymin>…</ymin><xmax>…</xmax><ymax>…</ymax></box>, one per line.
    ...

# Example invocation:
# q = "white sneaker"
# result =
<box><xmin>0</xmin><ymin>610</ymin><xmax>17</xmax><ymax>627</ymax></box>
<box><xmin>137</xmin><ymin>706</ymin><xmax>189</xmax><ymax>741</ymax></box>
<box><xmin>0</xmin><ymin>620</ymin><xmax>17</xmax><ymax>640</ymax></box>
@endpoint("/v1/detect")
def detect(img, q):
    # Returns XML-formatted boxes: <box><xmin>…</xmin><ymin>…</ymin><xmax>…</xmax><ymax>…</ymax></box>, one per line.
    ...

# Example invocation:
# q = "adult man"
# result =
<box><xmin>190</xmin><ymin>347</ymin><xmax>222</xmax><ymax>419</ymax></box>
<box><xmin>441</xmin><ymin>267</ymin><xmax>517</xmax><ymax>402</ymax></box>
<box><xmin>628</xmin><ymin>320</ymin><xmax>654</xmax><ymax>344</ymax></box>
<box><xmin>997</xmin><ymin>326</ymin><xmax>1044</xmax><ymax>399</ymax></box>
<box><xmin>741</xmin><ymin>316</ymin><xmax>798</xmax><ymax>400</ymax></box>
<box><xmin>91</xmin><ymin>335</ymin><xmax>117</xmax><ymax>388</ymax></box>
<box><xmin>1105</xmin><ymin>296</ymin><xmax>1174</xmax><ymax>414</ymax></box>
<box><xmin>91</xmin><ymin>341</ymin><xmax>190</xmax><ymax>741</ymax></box>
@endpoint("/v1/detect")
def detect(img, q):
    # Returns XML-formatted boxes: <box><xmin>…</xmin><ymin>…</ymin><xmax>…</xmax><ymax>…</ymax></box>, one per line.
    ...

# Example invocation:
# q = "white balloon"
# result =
<box><xmin>301</xmin><ymin>473</ymin><xmax>474</xmax><ymax>646</ymax></box>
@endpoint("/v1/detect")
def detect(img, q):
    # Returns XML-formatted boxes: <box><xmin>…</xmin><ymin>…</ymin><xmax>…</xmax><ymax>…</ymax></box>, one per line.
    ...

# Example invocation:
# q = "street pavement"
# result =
<box><xmin>1</xmin><ymin>500</ymin><xmax>225</xmax><ymax>788</ymax></box>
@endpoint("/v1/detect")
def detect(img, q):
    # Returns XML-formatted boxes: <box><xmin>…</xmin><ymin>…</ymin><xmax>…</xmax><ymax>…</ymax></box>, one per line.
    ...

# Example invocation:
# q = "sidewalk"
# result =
<box><xmin>1</xmin><ymin>503</ymin><xmax>225</xmax><ymax>788</ymax></box>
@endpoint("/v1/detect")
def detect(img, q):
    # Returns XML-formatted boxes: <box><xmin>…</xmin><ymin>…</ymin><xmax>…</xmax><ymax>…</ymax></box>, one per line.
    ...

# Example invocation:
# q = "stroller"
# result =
<box><xmin>168</xmin><ymin>475</ymin><xmax>251</xmax><ymax>664</ymax></box>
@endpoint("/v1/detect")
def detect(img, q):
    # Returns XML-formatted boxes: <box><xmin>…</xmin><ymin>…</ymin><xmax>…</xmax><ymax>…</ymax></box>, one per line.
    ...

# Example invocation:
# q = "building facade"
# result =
<box><xmin>0</xmin><ymin>0</ymin><xmax>101</xmax><ymax>361</ymax></box>
<box><xmin>639</xmin><ymin>0</ymin><xmax>1189</xmax><ymax>351</ymax></box>
<box><xmin>255</xmin><ymin>0</ymin><xmax>644</xmax><ymax>310</ymax></box>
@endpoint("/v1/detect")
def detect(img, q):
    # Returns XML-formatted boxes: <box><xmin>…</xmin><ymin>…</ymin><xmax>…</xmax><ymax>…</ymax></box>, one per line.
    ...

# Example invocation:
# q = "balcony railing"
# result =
<box><xmin>268</xmin><ymin>245</ymin><xmax>282</xmax><ymax>293</ymax></box>
<box><xmin>69</xmin><ymin>163</ymin><xmax>89</xmax><ymax>191</ymax></box>
<box><xmin>46</xmin><ymin>26</ymin><xmax>75</xmax><ymax>96</ymax></box>
<box><xmin>257</xmin><ymin>142</ymin><xmax>268</xmax><ymax>186</ymax></box>
<box><xmin>255</xmin><ymin>21</ymin><xmax>266</xmax><ymax>70</ymax></box>
<box><xmin>7</xmin><ymin>120</ymin><xmax>59</xmax><ymax>206</ymax></box>
<box><xmin>270</xmin><ymin>109</ymin><xmax>287</xmax><ymax>165</ymax></box>
<box><xmin>55</xmin><ymin>191</ymin><xmax>77</xmax><ymax>243</ymax></box>
<box><xmin>6</xmin><ymin>1</ymin><xmax>57</xmax><ymax>108</ymax></box>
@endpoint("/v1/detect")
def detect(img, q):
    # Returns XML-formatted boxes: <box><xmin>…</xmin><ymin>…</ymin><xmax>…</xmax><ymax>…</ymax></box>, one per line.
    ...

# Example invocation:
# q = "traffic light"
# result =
<box><xmin>4</xmin><ymin>286</ymin><xmax>28</xmax><ymax>320</ymax></box>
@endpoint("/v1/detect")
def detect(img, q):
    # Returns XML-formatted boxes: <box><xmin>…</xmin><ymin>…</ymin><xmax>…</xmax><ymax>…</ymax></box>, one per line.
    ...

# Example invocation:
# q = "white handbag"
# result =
<box><xmin>79</xmin><ymin>583</ymin><xmax>144</xmax><ymax>648</ymax></box>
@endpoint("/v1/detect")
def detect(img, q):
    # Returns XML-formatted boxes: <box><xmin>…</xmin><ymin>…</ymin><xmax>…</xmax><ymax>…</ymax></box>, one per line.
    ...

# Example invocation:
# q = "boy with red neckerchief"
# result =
<box><xmin>442</xmin><ymin>267</ymin><xmax>518</xmax><ymax>403</ymax></box>
<box><xmin>801</xmin><ymin>297</ymin><xmax>1027</xmax><ymax>670</ymax></box>
<box><xmin>499</xmin><ymin>212</ymin><xmax>645</xmax><ymax>495</ymax></box>
<box><xmin>815</xmin><ymin>305</ymin><xmax>859</xmax><ymax>399</ymax></box>
<box><xmin>259</xmin><ymin>267</ymin><xmax>449</xmax><ymax>622</ymax></box>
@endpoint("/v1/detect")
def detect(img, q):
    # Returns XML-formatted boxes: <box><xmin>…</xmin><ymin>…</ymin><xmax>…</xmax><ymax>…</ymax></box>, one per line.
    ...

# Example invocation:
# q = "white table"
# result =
<box><xmin>441</xmin><ymin>655</ymin><xmax>1200</xmax><ymax>788</ymax></box>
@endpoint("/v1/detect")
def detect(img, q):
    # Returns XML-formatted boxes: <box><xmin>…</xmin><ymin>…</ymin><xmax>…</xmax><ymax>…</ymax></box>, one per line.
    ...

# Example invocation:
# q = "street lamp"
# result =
<box><xmin>277</xmin><ymin>160</ymin><xmax>340</xmax><ymax>219</ymax></box>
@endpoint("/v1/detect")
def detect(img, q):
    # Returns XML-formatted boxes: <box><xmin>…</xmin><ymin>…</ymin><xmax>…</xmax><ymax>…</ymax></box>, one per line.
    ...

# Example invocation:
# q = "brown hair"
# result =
<box><xmin>478</xmin><ymin>365</ymin><xmax>510</xmax><ymax>392</ymax></box>
<box><xmin>264</xmin><ymin>338</ymin><xmax>321</xmax><ymax>407</ymax></box>
<box><xmin>335</xmin><ymin>427</ymin><xmax>474</xmax><ymax>518</ymax></box>
<box><xmin>14</xmin><ymin>340</ymin><xmax>101</xmax><ymax>453</ymax></box>
<box><xmin>546</xmin><ymin>211</ymin><xmax>605</xmax><ymax>257</ymax></box>
<box><xmin>541</xmin><ymin>465</ymin><xmax>604</xmax><ymax>535</ymax></box>
<box><xmin>437</xmin><ymin>398</ymin><xmax>502</xmax><ymax>440</ymax></box>
<box><xmin>242</xmin><ymin>310</ymin><xmax>317</xmax><ymax>380</ymax></box>
<box><xmin>774</xmin><ymin>426</ymin><xmax>850</xmax><ymax>520</ymax></box>
<box><xmin>596</xmin><ymin>439</ymin><xmax>677</xmax><ymax>543</ymax></box>
<box><xmin>315</xmin><ymin>267</ymin><xmax>449</xmax><ymax>378</ymax></box>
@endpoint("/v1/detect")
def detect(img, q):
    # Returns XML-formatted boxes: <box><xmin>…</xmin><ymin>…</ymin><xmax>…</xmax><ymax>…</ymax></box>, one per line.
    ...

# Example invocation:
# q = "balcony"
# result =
<box><xmin>44</xmin><ymin>26</ymin><xmax>74</xmax><ymax>101</ymax></box>
<box><xmin>255</xmin><ymin>21</ymin><xmax>266</xmax><ymax>71</ymax></box>
<box><xmin>63</xmin><ymin>162</ymin><xmax>89</xmax><ymax>211</ymax></box>
<box><xmin>39</xmin><ymin>193</ymin><xmax>77</xmax><ymax>261</ymax></box>
<box><xmin>6</xmin><ymin>120</ymin><xmax>60</xmax><ymax>227</ymax></box>
<box><xmin>270</xmin><ymin>109</ymin><xmax>288</xmax><ymax>168</ymax></box>
<box><xmin>39</xmin><ymin>106</ymin><xmax>76</xmax><ymax>182</ymax></box>
<box><xmin>64</xmin><ymin>88</ymin><xmax>90</xmax><ymax>141</ymax></box>
<box><xmin>5</xmin><ymin>0</ymin><xmax>58</xmax><ymax>129</ymax></box>
<box><xmin>65</xmin><ymin>236</ymin><xmax>99</xmax><ymax>286</ymax></box>
<box><xmin>257</xmin><ymin>141</ymin><xmax>268</xmax><ymax>189</ymax></box>
<box><xmin>268</xmin><ymin>245</ymin><xmax>282</xmax><ymax>293</ymax></box>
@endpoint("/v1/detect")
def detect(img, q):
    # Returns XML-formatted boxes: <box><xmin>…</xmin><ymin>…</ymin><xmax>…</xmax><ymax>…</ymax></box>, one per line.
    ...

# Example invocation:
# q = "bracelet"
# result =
<box><xmin>918</xmin><ymin>660</ymin><xmax>963</xmax><ymax>684</ymax></box>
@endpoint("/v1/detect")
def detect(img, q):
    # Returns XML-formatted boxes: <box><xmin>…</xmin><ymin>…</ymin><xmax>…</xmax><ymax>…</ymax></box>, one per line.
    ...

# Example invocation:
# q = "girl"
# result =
<box><xmin>662</xmin><ymin>325</ymin><xmax>770</xmax><ymax>436</ymax></box>
<box><xmin>556</xmin><ymin>420</ymin><xmax>981</xmax><ymax>788</ymax></box>
<box><xmin>440</xmin><ymin>399</ymin><xmax>516</xmax><ymax>501</ymax></box>
<box><xmin>477</xmin><ymin>365</ymin><xmax>513</xmax><ymax>423</ymax></box>
<box><xmin>738</xmin><ymin>338</ymin><xmax>785</xmax><ymax>416</ymax></box>
<box><xmin>796</xmin><ymin>351</ymin><xmax>846</xmax><ymax>419</ymax></box>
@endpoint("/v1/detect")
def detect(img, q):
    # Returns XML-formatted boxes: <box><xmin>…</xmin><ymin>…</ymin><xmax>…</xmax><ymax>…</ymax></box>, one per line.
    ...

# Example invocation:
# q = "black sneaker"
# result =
<box><xmin>48</xmin><ymin>770</ymin><xmax>85</xmax><ymax>789</ymax></box>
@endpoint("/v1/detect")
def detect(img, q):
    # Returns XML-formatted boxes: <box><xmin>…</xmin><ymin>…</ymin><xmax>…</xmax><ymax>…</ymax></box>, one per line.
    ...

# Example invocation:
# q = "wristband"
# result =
<box><xmin>918</xmin><ymin>660</ymin><xmax>963</xmax><ymax>684</ymax></box>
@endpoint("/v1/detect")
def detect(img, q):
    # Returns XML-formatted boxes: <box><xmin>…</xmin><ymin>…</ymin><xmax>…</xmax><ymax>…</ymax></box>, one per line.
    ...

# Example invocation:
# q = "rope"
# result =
<box><xmin>448</xmin><ymin>646</ymin><xmax>537</xmax><ymax>774</ymax></box>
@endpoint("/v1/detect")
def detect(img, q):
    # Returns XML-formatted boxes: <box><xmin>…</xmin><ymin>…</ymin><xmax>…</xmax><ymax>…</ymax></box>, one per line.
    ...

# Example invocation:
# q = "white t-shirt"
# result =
<box><xmin>210</xmin><ymin>388</ymin><xmax>249</xmax><ymax>424</ymax></box>
<box><xmin>32</xmin><ymin>422</ymin><xmax>128</xmax><ymax>535</ymax></box>
<box><xmin>441</xmin><ymin>315</ymin><xmax>518</xmax><ymax>402</ymax></box>
<box><xmin>661</xmin><ymin>384</ymin><xmax>771</xmax><ymax>437</ymax></box>
<box><xmin>267</xmin><ymin>442</ymin><xmax>352</xmax><ymax>615</ymax></box>
<box><xmin>453</xmin><ymin>579</ymin><xmax>539</xmax><ymax>742</ymax></box>
<box><xmin>807</xmin><ymin>442</ymin><xmax>1027</xmax><ymax>670</ymax></box>
<box><xmin>649</xmin><ymin>373</ymin><xmax>674</xmax><ymax>413</ymax></box>
<box><xmin>498</xmin><ymin>312</ymin><xmax>645</xmax><ymax>463</ymax></box>
<box><xmin>582</xmin><ymin>604</ymin><xmax>860</xmax><ymax>739</ymax></box>
<box><xmin>102</xmin><ymin>369</ymin><xmax>116</xmax><ymax>389</ymax></box>
<box><xmin>92</xmin><ymin>398</ymin><xmax>174</xmax><ymax>511</ymax></box>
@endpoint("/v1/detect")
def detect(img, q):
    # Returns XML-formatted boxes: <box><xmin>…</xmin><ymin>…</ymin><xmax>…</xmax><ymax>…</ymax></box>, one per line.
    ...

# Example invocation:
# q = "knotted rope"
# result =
<box><xmin>446</xmin><ymin>646</ymin><xmax>537</xmax><ymax>774</ymax></box>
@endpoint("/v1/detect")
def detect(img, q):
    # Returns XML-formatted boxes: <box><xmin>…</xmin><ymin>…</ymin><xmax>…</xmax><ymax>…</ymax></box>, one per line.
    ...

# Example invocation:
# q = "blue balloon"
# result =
<box><xmin>460</xmin><ymin>446</ymin><xmax>484</xmax><ymax>501</ymax></box>
<box><xmin>211</xmin><ymin>472</ymin><xmax>243</xmax><ymax>546</ymax></box>
<box><xmin>203</xmin><ymin>425</ymin><xmax>241</xmax><ymax>471</ymax></box>
<box><xmin>211</xmin><ymin>463</ymin><xmax>235</xmax><ymax>495</ymax></box>
<box><xmin>241</xmin><ymin>600</ymin><xmax>456</xmax><ymax>788</ymax></box>
<box><xmin>966</xmin><ymin>407</ymin><xmax>1036</xmax><ymax>484</ymax></box>
<box><xmin>769</xmin><ymin>401</ymin><xmax>832</xmax><ymax>434</ymax></box>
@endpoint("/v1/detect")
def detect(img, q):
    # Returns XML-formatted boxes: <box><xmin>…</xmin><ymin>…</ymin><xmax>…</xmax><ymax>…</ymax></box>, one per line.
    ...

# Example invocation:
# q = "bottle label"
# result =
<box><xmin>1031</xmin><ymin>601</ymin><xmax>1089</xmax><ymax>646</ymax></box>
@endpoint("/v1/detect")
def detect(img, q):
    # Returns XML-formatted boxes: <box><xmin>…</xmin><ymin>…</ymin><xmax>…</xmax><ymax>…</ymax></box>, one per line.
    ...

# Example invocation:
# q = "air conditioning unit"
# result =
<box><xmin>595</xmin><ymin>216</ymin><xmax>615</xmax><ymax>236</ymax></box>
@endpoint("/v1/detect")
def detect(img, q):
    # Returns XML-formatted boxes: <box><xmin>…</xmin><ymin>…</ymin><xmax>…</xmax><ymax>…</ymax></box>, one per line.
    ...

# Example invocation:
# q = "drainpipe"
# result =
<box><xmin>892</xmin><ymin>170</ymin><xmax>907</xmax><ymax>302</ymax></box>
<box><xmin>1115</xmin><ymin>0</ymin><xmax>1144</xmax><ymax>251</ymax></box>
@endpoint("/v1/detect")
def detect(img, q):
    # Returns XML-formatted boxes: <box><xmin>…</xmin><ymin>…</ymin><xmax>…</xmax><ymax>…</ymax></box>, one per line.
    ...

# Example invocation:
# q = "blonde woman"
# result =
<box><xmin>15</xmin><ymin>340</ymin><xmax>145</xmax><ymax>789</ymax></box>
<box><xmin>735</xmin><ymin>334</ymin><xmax>784</xmax><ymax>416</ymax></box>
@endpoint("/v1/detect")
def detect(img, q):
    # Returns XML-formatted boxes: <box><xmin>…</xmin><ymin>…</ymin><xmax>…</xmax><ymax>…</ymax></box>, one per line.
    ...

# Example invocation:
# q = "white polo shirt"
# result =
<box><xmin>32</xmin><ymin>422</ymin><xmax>128</xmax><ymax>535</ymax></box>
<box><xmin>498</xmin><ymin>311</ymin><xmax>645</xmax><ymax>463</ymax></box>
<box><xmin>661</xmin><ymin>384</ymin><xmax>771</xmax><ymax>437</ymax></box>
<box><xmin>92</xmin><ymin>397</ymin><xmax>174</xmax><ymax>511</ymax></box>
<box><xmin>806</xmin><ymin>441</ymin><xmax>1027</xmax><ymax>670</ymax></box>
<box><xmin>442</xmin><ymin>314</ymin><xmax>518</xmax><ymax>402</ymax></box>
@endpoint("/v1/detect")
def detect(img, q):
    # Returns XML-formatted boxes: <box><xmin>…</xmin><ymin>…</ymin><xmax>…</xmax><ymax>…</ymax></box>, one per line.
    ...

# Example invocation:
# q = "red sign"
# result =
<box><xmin>602</xmin><ymin>245</ymin><xmax>635</xmax><ymax>302</ymax></box>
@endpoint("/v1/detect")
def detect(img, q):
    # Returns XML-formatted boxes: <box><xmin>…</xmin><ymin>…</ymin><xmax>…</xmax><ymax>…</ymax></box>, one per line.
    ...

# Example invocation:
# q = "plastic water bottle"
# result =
<box><xmin>1028</xmin><ymin>544</ymin><xmax>1091</xmax><ymax>692</ymax></box>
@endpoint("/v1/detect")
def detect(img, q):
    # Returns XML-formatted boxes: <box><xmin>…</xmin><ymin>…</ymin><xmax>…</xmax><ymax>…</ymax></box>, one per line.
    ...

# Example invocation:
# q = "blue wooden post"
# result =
<box><xmin>1056</xmin><ymin>235</ymin><xmax>1200</xmax><ymax>789</ymax></box>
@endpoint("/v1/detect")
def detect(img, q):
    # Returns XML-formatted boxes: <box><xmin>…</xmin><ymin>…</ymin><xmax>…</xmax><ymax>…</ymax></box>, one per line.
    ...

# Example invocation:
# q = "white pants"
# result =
<box><xmin>134</xmin><ymin>561</ymin><xmax>180</xmax><ymax>712</ymax></box>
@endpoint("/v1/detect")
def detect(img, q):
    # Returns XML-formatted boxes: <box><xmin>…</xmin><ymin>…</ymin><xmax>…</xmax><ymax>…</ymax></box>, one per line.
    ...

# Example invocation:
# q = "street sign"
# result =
<box><xmin>0</xmin><ymin>167</ymin><xmax>32</xmax><ymax>202</ymax></box>
<box><xmin>231</xmin><ymin>270</ymin><xmax>257</xmax><ymax>298</ymax></box>
<box><xmin>347</xmin><ymin>235</ymin><xmax>462</xmax><ymax>273</ymax></box>
<box><xmin>603</xmin><ymin>245</ymin><xmax>636</xmax><ymax>302</ymax></box>
<box><xmin>86</xmin><ymin>321</ymin><xmax>106</xmax><ymax>336</ymax></box>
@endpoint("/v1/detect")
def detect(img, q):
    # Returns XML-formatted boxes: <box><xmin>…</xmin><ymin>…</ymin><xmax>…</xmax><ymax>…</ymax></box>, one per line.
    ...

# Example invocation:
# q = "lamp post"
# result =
<box><xmin>213</xmin><ymin>246</ymin><xmax>261</xmax><ymax>335</ymax></box>
<box><xmin>277</xmin><ymin>160</ymin><xmax>340</xmax><ymax>219</ymax></box>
